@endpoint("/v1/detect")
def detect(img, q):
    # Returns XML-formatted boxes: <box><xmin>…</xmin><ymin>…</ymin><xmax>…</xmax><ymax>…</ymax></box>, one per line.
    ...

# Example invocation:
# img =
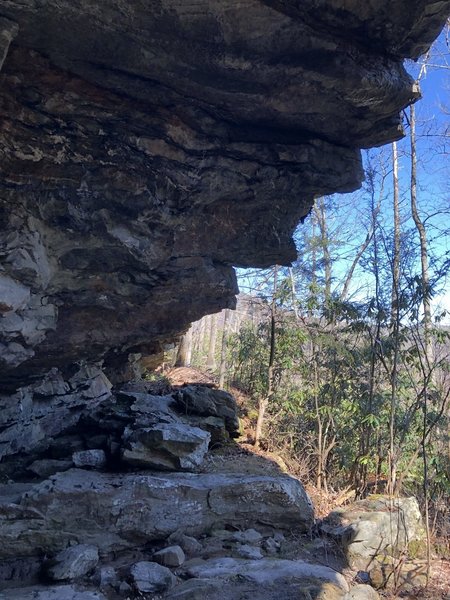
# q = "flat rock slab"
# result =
<box><xmin>2</xmin><ymin>469</ymin><xmax>313</xmax><ymax>557</ymax></box>
<box><xmin>183</xmin><ymin>557</ymin><xmax>349</xmax><ymax>592</ymax></box>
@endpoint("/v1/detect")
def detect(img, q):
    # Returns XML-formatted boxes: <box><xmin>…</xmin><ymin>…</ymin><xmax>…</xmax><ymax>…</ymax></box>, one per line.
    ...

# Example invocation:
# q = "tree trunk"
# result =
<box><xmin>255</xmin><ymin>267</ymin><xmax>278</xmax><ymax>446</ymax></box>
<box><xmin>410</xmin><ymin>103</ymin><xmax>433</xmax><ymax>367</ymax></box>
<box><xmin>175</xmin><ymin>326</ymin><xmax>193</xmax><ymax>367</ymax></box>
<box><xmin>391</xmin><ymin>141</ymin><xmax>401</xmax><ymax>327</ymax></box>
<box><xmin>314</xmin><ymin>197</ymin><xmax>332</xmax><ymax>304</ymax></box>
<box><xmin>388</xmin><ymin>141</ymin><xmax>401</xmax><ymax>496</ymax></box>
<box><xmin>288</xmin><ymin>267</ymin><xmax>299</xmax><ymax>319</ymax></box>
<box><xmin>206</xmin><ymin>313</ymin><xmax>218</xmax><ymax>370</ymax></box>
<box><xmin>218</xmin><ymin>309</ymin><xmax>230</xmax><ymax>388</ymax></box>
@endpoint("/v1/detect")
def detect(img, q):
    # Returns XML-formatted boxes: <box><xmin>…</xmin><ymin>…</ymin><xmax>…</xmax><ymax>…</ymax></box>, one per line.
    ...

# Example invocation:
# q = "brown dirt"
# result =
<box><xmin>165</xmin><ymin>366</ymin><xmax>218</xmax><ymax>387</ymax></box>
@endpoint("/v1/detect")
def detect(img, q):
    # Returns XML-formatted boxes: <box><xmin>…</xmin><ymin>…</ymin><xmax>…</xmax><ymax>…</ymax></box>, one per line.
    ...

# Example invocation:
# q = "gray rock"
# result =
<box><xmin>93</xmin><ymin>566</ymin><xmax>118</xmax><ymax>590</ymax></box>
<box><xmin>72</xmin><ymin>450</ymin><xmax>107</xmax><ymax>470</ymax></box>
<box><xmin>0</xmin><ymin>367</ymin><xmax>111</xmax><ymax>464</ymax></box>
<box><xmin>130</xmin><ymin>561</ymin><xmax>176</xmax><ymax>594</ymax></box>
<box><xmin>322</xmin><ymin>496</ymin><xmax>426</xmax><ymax>570</ymax></box>
<box><xmin>177</xmin><ymin>386</ymin><xmax>240</xmax><ymax>437</ymax></box>
<box><xmin>236</xmin><ymin>545</ymin><xmax>263</xmax><ymax>560</ymax></box>
<box><xmin>153</xmin><ymin>545</ymin><xmax>186</xmax><ymax>567</ymax></box>
<box><xmin>0</xmin><ymin>482</ymin><xmax>35</xmax><ymax>504</ymax></box>
<box><xmin>262</xmin><ymin>537</ymin><xmax>280</xmax><ymax>555</ymax></box>
<box><xmin>2</xmin><ymin>470</ymin><xmax>313</xmax><ymax>558</ymax></box>
<box><xmin>183</xmin><ymin>557</ymin><xmax>349</xmax><ymax>592</ymax></box>
<box><xmin>46</xmin><ymin>544</ymin><xmax>99</xmax><ymax>581</ymax></box>
<box><xmin>233</xmin><ymin>529</ymin><xmax>263</xmax><ymax>544</ymax></box>
<box><xmin>121</xmin><ymin>423</ymin><xmax>210</xmax><ymax>471</ymax></box>
<box><xmin>0</xmin><ymin>585</ymin><xmax>106</xmax><ymax>600</ymax></box>
<box><xmin>0</xmin><ymin>555</ymin><xmax>42</xmax><ymax>589</ymax></box>
<box><xmin>344</xmin><ymin>584</ymin><xmax>380</xmax><ymax>600</ymax></box>
<box><xmin>0</xmin><ymin>274</ymin><xmax>30</xmax><ymax>313</ymax></box>
<box><xmin>184</xmin><ymin>415</ymin><xmax>230</xmax><ymax>445</ymax></box>
<box><xmin>168</xmin><ymin>534</ymin><xmax>203</xmax><ymax>557</ymax></box>
<box><xmin>28</xmin><ymin>459</ymin><xmax>73</xmax><ymax>479</ymax></box>
<box><xmin>272</xmin><ymin>532</ymin><xmax>285</xmax><ymax>544</ymax></box>
<box><xmin>120</xmin><ymin>392</ymin><xmax>179</xmax><ymax>425</ymax></box>
<box><xmin>165</xmin><ymin>578</ymin><xmax>222</xmax><ymax>599</ymax></box>
<box><xmin>117</xmin><ymin>581</ymin><xmax>132</xmax><ymax>597</ymax></box>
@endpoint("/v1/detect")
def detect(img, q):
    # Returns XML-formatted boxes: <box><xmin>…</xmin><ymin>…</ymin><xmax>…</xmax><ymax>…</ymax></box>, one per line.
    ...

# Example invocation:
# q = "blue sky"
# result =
<box><xmin>237</xmin><ymin>29</ymin><xmax>449</xmax><ymax>321</ymax></box>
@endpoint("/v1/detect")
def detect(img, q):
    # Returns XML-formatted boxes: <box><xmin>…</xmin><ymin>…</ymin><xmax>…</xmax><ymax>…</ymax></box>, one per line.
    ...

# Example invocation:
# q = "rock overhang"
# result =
<box><xmin>0</xmin><ymin>1</ymin><xmax>449</xmax><ymax>387</ymax></box>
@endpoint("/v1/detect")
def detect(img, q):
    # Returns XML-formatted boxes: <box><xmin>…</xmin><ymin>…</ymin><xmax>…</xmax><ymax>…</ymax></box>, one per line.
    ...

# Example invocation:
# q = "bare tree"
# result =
<box><xmin>206</xmin><ymin>313</ymin><xmax>218</xmax><ymax>370</ymax></box>
<box><xmin>175</xmin><ymin>326</ymin><xmax>193</xmax><ymax>367</ymax></box>
<box><xmin>218</xmin><ymin>309</ymin><xmax>230</xmax><ymax>388</ymax></box>
<box><xmin>254</xmin><ymin>266</ymin><xmax>278</xmax><ymax>447</ymax></box>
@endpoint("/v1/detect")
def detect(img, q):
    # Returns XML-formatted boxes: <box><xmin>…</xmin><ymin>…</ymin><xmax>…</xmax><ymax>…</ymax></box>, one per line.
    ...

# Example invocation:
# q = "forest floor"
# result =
<box><xmin>161</xmin><ymin>366</ymin><xmax>450</xmax><ymax>600</ymax></box>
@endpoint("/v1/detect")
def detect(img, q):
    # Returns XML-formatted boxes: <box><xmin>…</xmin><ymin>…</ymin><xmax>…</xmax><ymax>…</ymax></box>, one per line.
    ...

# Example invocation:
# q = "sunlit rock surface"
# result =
<box><xmin>1</xmin><ymin>1</ymin><xmax>449</xmax><ymax>387</ymax></box>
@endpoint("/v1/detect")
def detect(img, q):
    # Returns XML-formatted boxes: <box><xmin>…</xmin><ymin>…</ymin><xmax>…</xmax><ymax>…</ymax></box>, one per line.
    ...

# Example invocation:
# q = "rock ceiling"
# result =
<box><xmin>1</xmin><ymin>1</ymin><xmax>449</xmax><ymax>388</ymax></box>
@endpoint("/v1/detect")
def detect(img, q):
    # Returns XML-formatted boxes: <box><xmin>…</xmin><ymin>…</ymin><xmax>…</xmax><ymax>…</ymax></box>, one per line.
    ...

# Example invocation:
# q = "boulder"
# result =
<box><xmin>130</xmin><ymin>561</ymin><xmax>176</xmax><ymax>594</ymax></box>
<box><xmin>321</xmin><ymin>496</ymin><xmax>426</xmax><ymax>570</ymax></box>
<box><xmin>121</xmin><ymin>423</ymin><xmax>210</xmax><ymax>470</ymax></box>
<box><xmin>119</xmin><ymin>392</ymin><xmax>179</xmax><ymax>426</ymax></box>
<box><xmin>176</xmin><ymin>386</ymin><xmax>240</xmax><ymax>437</ymax></box>
<box><xmin>168</xmin><ymin>534</ymin><xmax>203</xmax><ymax>557</ymax></box>
<box><xmin>1</xmin><ymin>469</ymin><xmax>313</xmax><ymax>557</ymax></box>
<box><xmin>184</xmin><ymin>415</ymin><xmax>230</xmax><ymax>446</ymax></box>
<box><xmin>183</xmin><ymin>557</ymin><xmax>349</xmax><ymax>592</ymax></box>
<box><xmin>153</xmin><ymin>545</ymin><xmax>186</xmax><ymax>567</ymax></box>
<box><xmin>45</xmin><ymin>544</ymin><xmax>99</xmax><ymax>581</ymax></box>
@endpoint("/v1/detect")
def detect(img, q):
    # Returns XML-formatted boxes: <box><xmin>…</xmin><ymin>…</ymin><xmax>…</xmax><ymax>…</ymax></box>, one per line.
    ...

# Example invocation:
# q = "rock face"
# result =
<box><xmin>0</xmin><ymin>365</ymin><xmax>111</xmax><ymax>470</ymax></box>
<box><xmin>1</xmin><ymin>2</ymin><xmax>449</xmax><ymax>387</ymax></box>
<box><xmin>1</xmin><ymin>469</ymin><xmax>314</xmax><ymax>558</ymax></box>
<box><xmin>321</xmin><ymin>496</ymin><xmax>427</xmax><ymax>590</ymax></box>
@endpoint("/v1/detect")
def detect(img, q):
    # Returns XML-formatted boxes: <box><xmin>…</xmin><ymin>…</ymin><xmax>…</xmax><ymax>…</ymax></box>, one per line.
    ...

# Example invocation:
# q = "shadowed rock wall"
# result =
<box><xmin>1</xmin><ymin>1</ymin><xmax>449</xmax><ymax>388</ymax></box>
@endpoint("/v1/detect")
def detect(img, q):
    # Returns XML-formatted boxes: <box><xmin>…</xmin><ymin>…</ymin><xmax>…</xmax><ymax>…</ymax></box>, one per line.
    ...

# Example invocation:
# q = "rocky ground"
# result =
<box><xmin>0</xmin><ymin>366</ymin><xmax>443</xmax><ymax>600</ymax></box>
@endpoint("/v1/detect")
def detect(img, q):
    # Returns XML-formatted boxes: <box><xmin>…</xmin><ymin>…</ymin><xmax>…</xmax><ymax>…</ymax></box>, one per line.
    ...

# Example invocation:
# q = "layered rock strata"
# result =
<box><xmin>1</xmin><ymin>1</ymin><xmax>449</xmax><ymax>386</ymax></box>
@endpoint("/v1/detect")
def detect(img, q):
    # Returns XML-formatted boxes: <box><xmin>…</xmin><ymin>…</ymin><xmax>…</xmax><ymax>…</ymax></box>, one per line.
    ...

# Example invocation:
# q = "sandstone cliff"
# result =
<box><xmin>1</xmin><ymin>1</ymin><xmax>449</xmax><ymax>388</ymax></box>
